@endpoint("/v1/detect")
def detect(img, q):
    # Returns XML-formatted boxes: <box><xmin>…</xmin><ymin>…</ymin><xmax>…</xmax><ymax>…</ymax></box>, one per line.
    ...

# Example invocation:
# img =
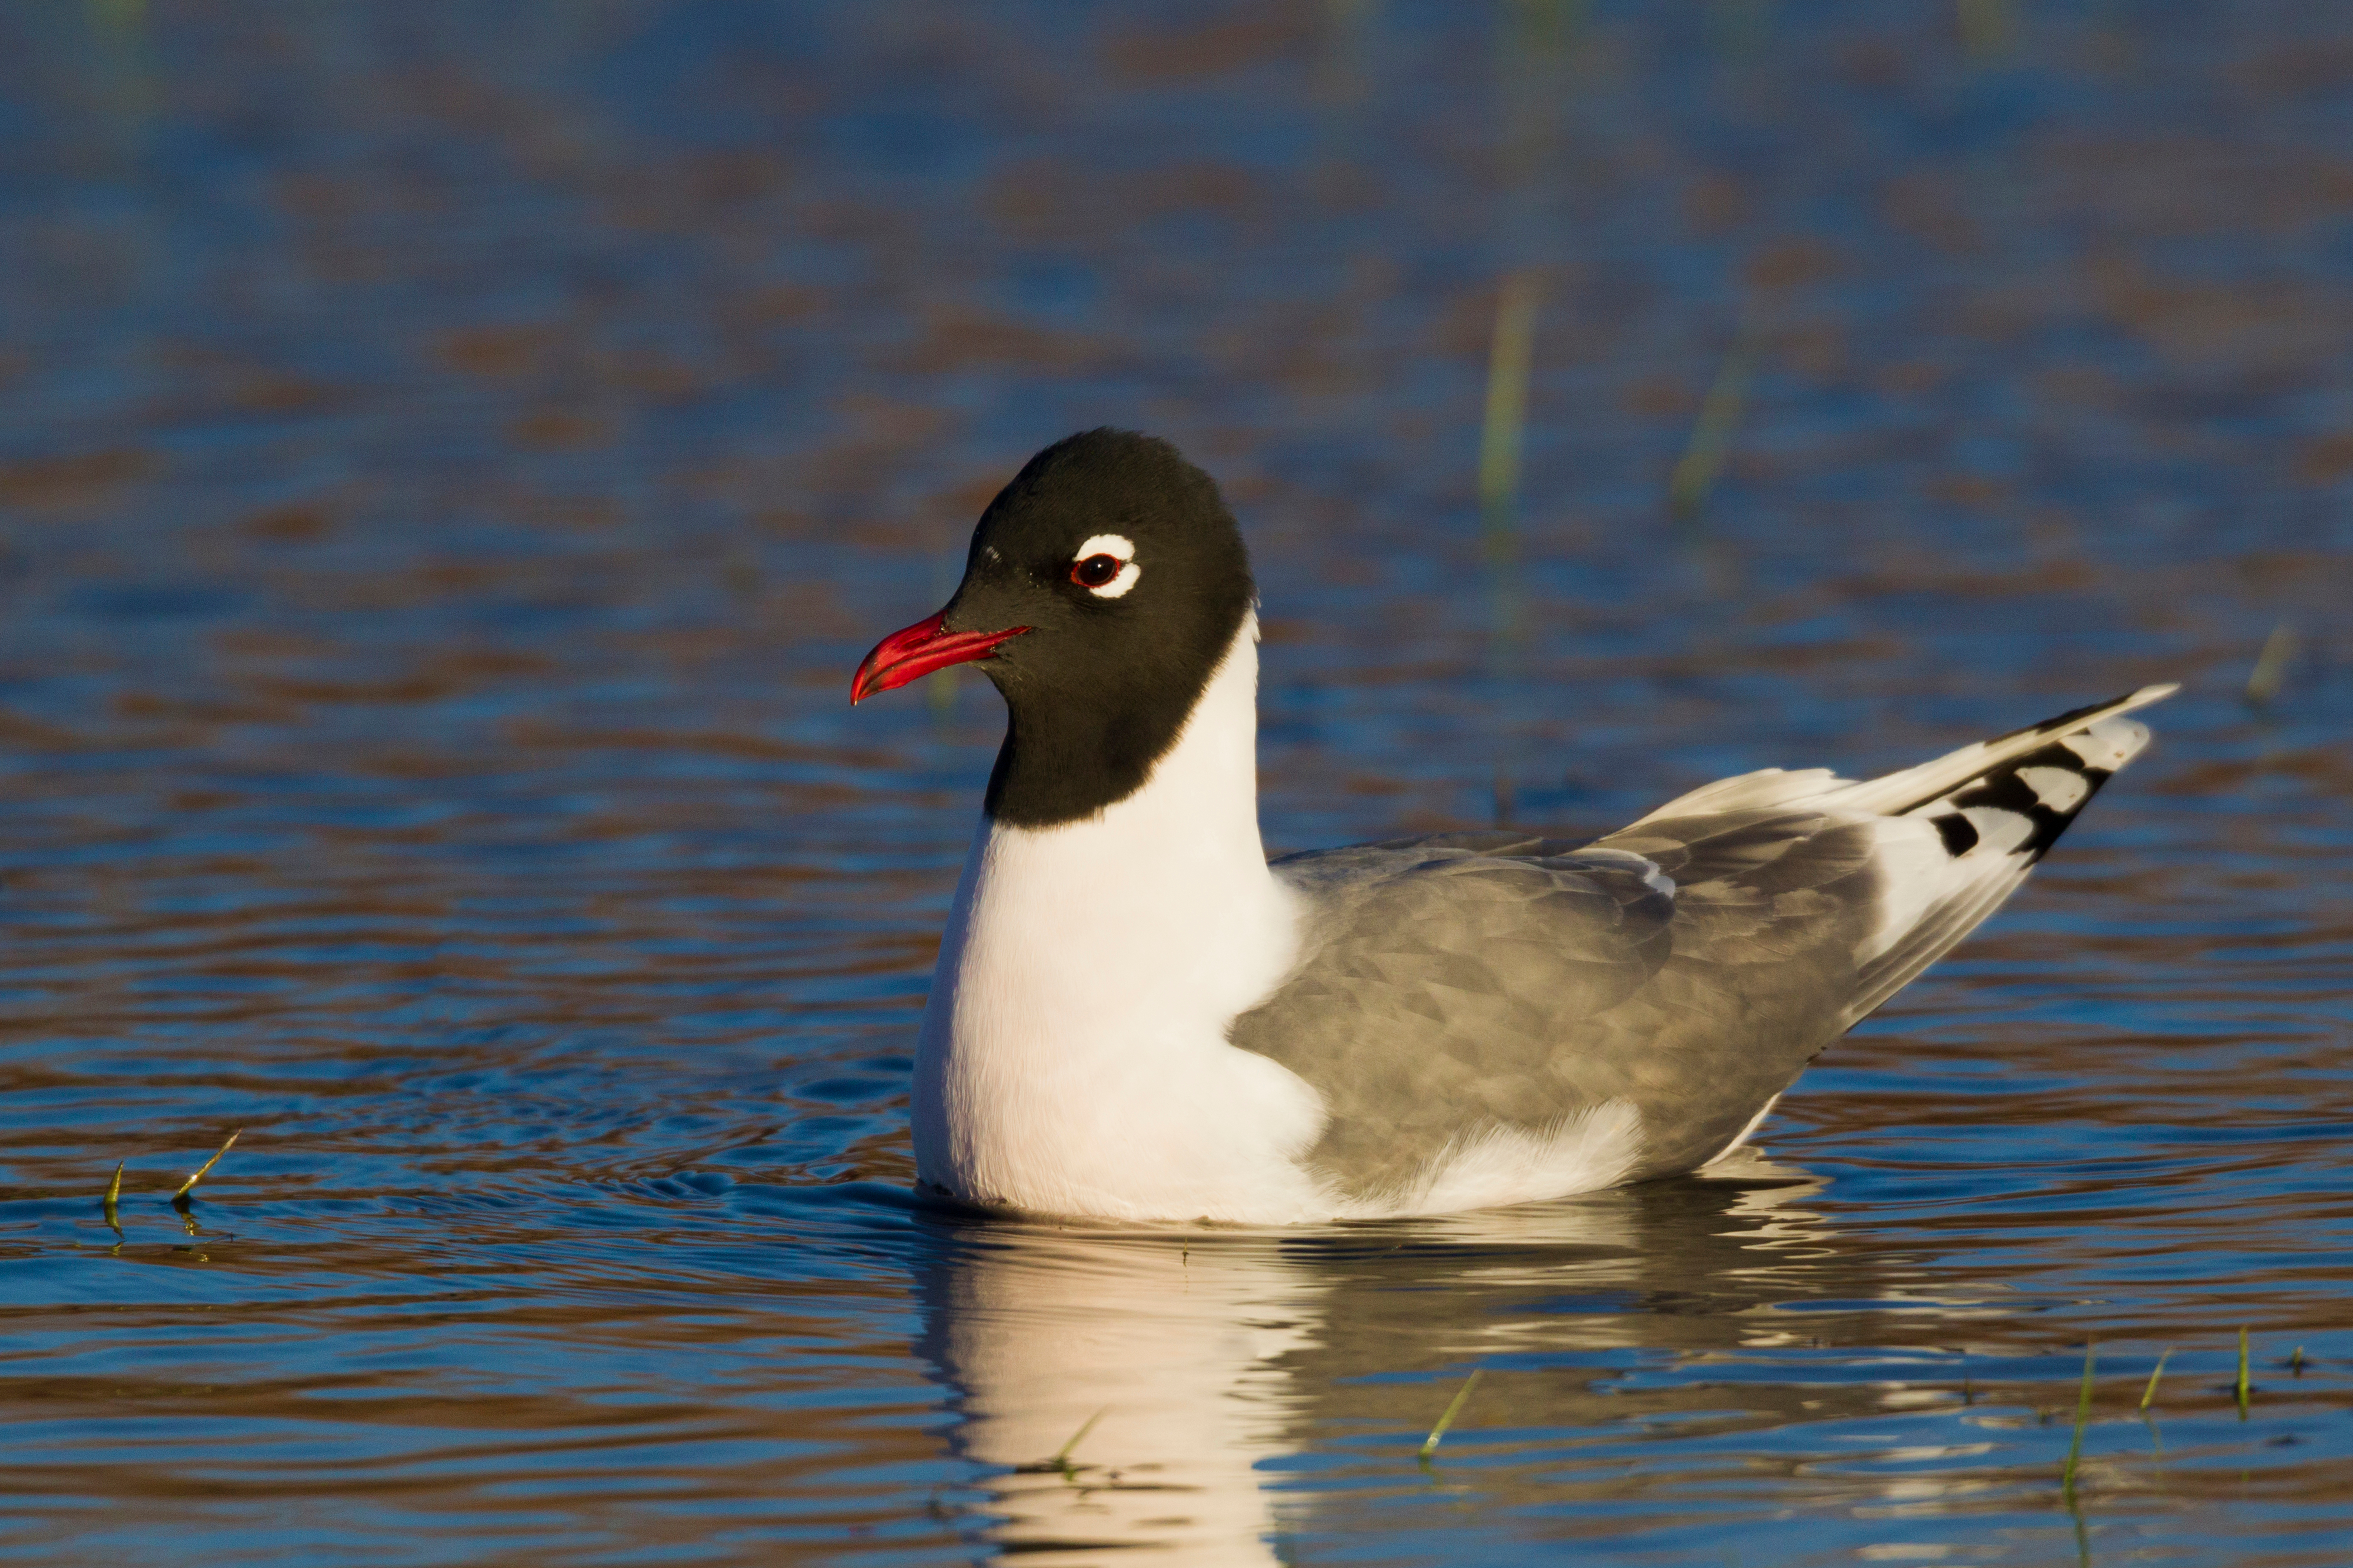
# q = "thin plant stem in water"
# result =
<box><xmin>2060</xmin><ymin>1343</ymin><xmax>2095</xmax><ymax>1505</ymax></box>
<box><xmin>1479</xmin><ymin>269</ymin><xmax>1540</xmax><ymax>560</ymax></box>
<box><xmin>2139</xmin><ymin>1348</ymin><xmax>2171</xmax><ymax>1410</ymax></box>
<box><xmin>1055</xmin><ymin>1408</ymin><xmax>1105</xmax><ymax>1473</ymax></box>
<box><xmin>1668</xmin><ymin>322</ymin><xmax>1755</xmax><ymax>531</ymax></box>
<box><xmin>2246</xmin><ymin>621</ymin><xmax>2296</xmax><ymax>709</ymax></box>
<box><xmin>101</xmin><ymin>1159</ymin><xmax>125</xmax><ymax>1245</ymax></box>
<box><xmin>2236</xmin><ymin>1327</ymin><xmax>2251</xmax><ymax>1419</ymax></box>
<box><xmin>1479</xmin><ymin>269</ymin><xmax>1540</xmax><ymax>659</ymax></box>
<box><xmin>1479</xmin><ymin>270</ymin><xmax>1539</xmax><ymax>821</ymax></box>
<box><xmin>1418</xmin><ymin>1368</ymin><xmax>1483</xmax><ymax>1465</ymax></box>
<box><xmin>172</xmin><ymin>1130</ymin><xmax>240</xmax><ymax>1202</ymax></box>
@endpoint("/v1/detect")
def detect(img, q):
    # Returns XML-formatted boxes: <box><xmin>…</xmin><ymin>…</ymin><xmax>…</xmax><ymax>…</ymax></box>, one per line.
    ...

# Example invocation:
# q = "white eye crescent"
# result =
<box><xmin>1070</xmin><ymin>533</ymin><xmax>1140</xmax><ymax>599</ymax></box>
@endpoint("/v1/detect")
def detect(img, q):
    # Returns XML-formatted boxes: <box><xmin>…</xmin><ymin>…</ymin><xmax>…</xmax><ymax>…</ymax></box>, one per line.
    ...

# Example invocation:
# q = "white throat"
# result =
<box><xmin>911</xmin><ymin>614</ymin><xmax>1329</xmax><ymax>1223</ymax></box>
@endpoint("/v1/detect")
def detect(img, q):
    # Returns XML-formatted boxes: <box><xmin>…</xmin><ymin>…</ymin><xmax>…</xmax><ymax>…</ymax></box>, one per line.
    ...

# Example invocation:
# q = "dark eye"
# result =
<box><xmin>1071</xmin><ymin>554</ymin><xmax>1122</xmax><ymax>588</ymax></box>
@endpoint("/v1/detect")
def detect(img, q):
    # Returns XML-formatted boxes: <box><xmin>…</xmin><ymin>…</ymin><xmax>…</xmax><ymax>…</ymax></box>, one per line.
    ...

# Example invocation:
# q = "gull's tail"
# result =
<box><xmin>1833</xmin><ymin>684</ymin><xmax>2177</xmax><ymax>1025</ymax></box>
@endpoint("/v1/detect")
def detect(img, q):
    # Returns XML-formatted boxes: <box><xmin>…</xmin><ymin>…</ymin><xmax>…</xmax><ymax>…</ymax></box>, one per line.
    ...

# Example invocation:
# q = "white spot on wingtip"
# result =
<box><xmin>2060</xmin><ymin>718</ymin><xmax>2148</xmax><ymax>770</ymax></box>
<box><xmin>2016</xmin><ymin>765</ymin><xmax>2090</xmax><ymax>813</ymax></box>
<box><xmin>1960</xmin><ymin>805</ymin><xmax>2034</xmax><ymax>853</ymax></box>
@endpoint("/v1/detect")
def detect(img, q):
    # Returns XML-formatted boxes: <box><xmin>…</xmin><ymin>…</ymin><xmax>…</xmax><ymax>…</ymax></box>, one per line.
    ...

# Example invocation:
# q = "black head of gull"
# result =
<box><xmin>852</xmin><ymin>428</ymin><xmax>1254</xmax><ymax>829</ymax></box>
<box><xmin>851</xmin><ymin>429</ymin><xmax>2177</xmax><ymax>1227</ymax></box>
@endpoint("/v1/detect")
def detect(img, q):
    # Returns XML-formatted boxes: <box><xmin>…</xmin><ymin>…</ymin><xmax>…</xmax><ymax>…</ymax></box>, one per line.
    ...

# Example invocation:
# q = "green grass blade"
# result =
<box><xmin>2139</xmin><ymin>1348</ymin><xmax>2171</xmax><ymax>1411</ymax></box>
<box><xmin>2060</xmin><ymin>1344</ymin><xmax>2096</xmax><ymax>1503</ymax></box>
<box><xmin>173</xmin><ymin>1130</ymin><xmax>240</xmax><ymax>1200</ymax></box>
<box><xmin>1418</xmin><ymin>1368</ymin><xmax>1482</xmax><ymax>1463</ymax></box>
<box><xmin>1478</xmin><ymin>271</ymin><xmax>1541</xmax><ymax>544</ymax></box>
<box><xmin>2246</xmin><ymin>622</ymin><xmax>2296</xmax><ymax>708</ymax></box>
<box><xmin>102</xmin><ymin>1159</ymin><xmax>125</xmax><ymax>1237</ymax></box>
<box><xmin>1668</xmin><ymin>328</ymin><xmax>1756</xmax><ymax>527</ymax></box>
<box><xmin>1053</xmin><ymin>1408</ymin><xmax>1105</xmax><ymax>1467</ymax></box>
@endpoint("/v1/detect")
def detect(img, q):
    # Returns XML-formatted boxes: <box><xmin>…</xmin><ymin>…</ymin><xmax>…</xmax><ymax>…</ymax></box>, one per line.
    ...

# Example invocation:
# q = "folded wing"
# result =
<box><xmin>1229</xmin><ymin>686</ymin><xmax>2172</xmax><ymax>1213</ymax></box>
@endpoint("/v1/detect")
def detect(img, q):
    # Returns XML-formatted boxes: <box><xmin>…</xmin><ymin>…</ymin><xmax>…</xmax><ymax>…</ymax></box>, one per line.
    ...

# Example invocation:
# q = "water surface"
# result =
<box><xmin>2</xmin><ymin>3</ymin><xmax>2350</xmax><ymax>1563</ymax></box>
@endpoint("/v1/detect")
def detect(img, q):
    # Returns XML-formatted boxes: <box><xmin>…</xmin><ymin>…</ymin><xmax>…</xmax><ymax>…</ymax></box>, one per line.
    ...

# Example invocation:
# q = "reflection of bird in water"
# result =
<box><xmin>853</xmin><ymin>430</ymin><xmax>2174</xmax><ymax>1226</ymax></box>
<box><xmin>913</xmin><ymin>1155</ymin><xmax>1950</xmax><ymax>1565</ymax></box>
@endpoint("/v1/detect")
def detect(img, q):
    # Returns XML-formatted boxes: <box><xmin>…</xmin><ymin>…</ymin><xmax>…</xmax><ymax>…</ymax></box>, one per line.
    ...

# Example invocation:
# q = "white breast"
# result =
<box><xmin>912</xmin><ymin>616</ymin><xmax>1335</xmax><ymax>1224</ymax></box>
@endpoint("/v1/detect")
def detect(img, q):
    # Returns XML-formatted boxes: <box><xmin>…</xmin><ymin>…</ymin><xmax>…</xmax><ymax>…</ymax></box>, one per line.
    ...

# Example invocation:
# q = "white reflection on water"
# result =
<box><xmin>910</xmin><ymin>1155</ymin><xmax>1896</xmax><ymax>1563</ymax></box>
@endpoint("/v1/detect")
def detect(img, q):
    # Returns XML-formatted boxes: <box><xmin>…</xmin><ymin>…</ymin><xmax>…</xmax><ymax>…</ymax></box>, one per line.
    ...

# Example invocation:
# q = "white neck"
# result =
<box><xmin>912</xmin><ymin>614</ymin><xmax>1329</xmax><ymax>1223</ymax></box>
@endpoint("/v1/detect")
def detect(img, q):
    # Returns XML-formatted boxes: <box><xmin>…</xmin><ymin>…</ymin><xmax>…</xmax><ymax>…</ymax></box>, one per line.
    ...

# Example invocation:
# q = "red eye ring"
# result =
<box><xmin>1071</xmin><ymin>553</ymin><xmax>1123</xmax><ymax>588</ymax></box>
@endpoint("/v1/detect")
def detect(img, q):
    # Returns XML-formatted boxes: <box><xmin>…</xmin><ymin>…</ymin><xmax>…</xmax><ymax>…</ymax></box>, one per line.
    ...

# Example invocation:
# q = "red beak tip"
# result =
<box><xmin>850</xmin><ymin>615</ymin><xmax>1029</xmax><ymax>707</ymax></box>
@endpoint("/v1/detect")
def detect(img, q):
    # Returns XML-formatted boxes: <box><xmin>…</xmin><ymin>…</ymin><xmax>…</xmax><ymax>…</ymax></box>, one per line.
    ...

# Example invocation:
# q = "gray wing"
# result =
<box><xmin>1231</xmin><ymin>688</ymin><xmax>2172</xmax><ymax>1208</ymax></box>
<box><xmin>1228</xmin><ymin>813</ymin><xmax>1883</xmax><ymax>1203</ymax></box>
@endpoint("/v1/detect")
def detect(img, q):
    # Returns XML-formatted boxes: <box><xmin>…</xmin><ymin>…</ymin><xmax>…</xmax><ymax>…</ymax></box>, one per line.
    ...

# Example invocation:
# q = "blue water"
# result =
<box><xmin>2</xmin><ymin>3</ymin><xmax>2350</xmax><ymax>1563</ymax></box>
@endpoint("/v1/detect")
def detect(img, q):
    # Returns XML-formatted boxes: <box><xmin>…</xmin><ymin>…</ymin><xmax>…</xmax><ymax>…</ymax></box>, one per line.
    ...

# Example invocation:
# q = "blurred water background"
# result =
<box><xmin>2</xmin><ymin>2</ymin><xmax>2350</xmax><ymax>1563</ymax></box>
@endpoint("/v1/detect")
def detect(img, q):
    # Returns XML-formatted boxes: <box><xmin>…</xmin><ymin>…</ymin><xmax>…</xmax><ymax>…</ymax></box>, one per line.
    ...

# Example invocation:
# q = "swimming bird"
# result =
<box><xmin>851</xmin><ymin>429</ymin><xmax>2174</xmax><ymax>1225</ymax></box>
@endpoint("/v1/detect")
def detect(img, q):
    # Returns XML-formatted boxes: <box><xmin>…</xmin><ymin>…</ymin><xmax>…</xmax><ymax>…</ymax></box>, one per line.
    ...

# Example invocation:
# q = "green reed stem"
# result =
<box><xmin>2246</xmin><ymin>621</ymin><xmax>2296</xmax><ymax>708</ymax></box>
<box><xmin>172</xmin><ymin>1130</ymin><xmax>240</xmax><ymax>1200</ymax></box>
<box><xmin>1668</xmin><ymin>328</ymin><xmax>1755</xmax><ymax>528</ymax></box>
<box><xmin>2139</xmin><ymin>1347</ymin><xmax>2171</xmax><ymax>1411</ymax></box>
<box><xmin>1419</xmin><ymin>1368</ymin><xmax>1483</xmax><ymax>1463</ymax></box>
<box><xmin>1478</xmin><ymin>271</ymin><xmax>1540</xmax><ymax>552</ymax></box>
<box><xmin>2236</xmin><ymin>1327</ymin><xmax>2251</xmax><ymax>1420</ymax></box>
<box><xmin>1054</xmin><ymin>1408</ymin><xmax>1105</xmax><ymax>1468</ymax></box>
<box><xmin>2060</xmin><ymin>1344</ymin><xmax>2095</xmax><ymax>1503</ymax></box>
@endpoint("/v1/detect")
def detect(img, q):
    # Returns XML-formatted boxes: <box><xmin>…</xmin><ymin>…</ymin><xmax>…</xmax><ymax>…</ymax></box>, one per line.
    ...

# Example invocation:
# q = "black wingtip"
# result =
<box><xmin>1933</xmin><ymin>740</ymin><xmax>2119</xmax><ymax>861</ymax></box>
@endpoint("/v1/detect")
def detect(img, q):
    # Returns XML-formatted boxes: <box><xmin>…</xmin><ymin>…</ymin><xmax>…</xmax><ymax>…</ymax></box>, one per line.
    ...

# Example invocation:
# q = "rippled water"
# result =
<box><xmin>3</xmin><ymin>3</ymin><xmax>2350</xmax><ymax>1563</ymax></box>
